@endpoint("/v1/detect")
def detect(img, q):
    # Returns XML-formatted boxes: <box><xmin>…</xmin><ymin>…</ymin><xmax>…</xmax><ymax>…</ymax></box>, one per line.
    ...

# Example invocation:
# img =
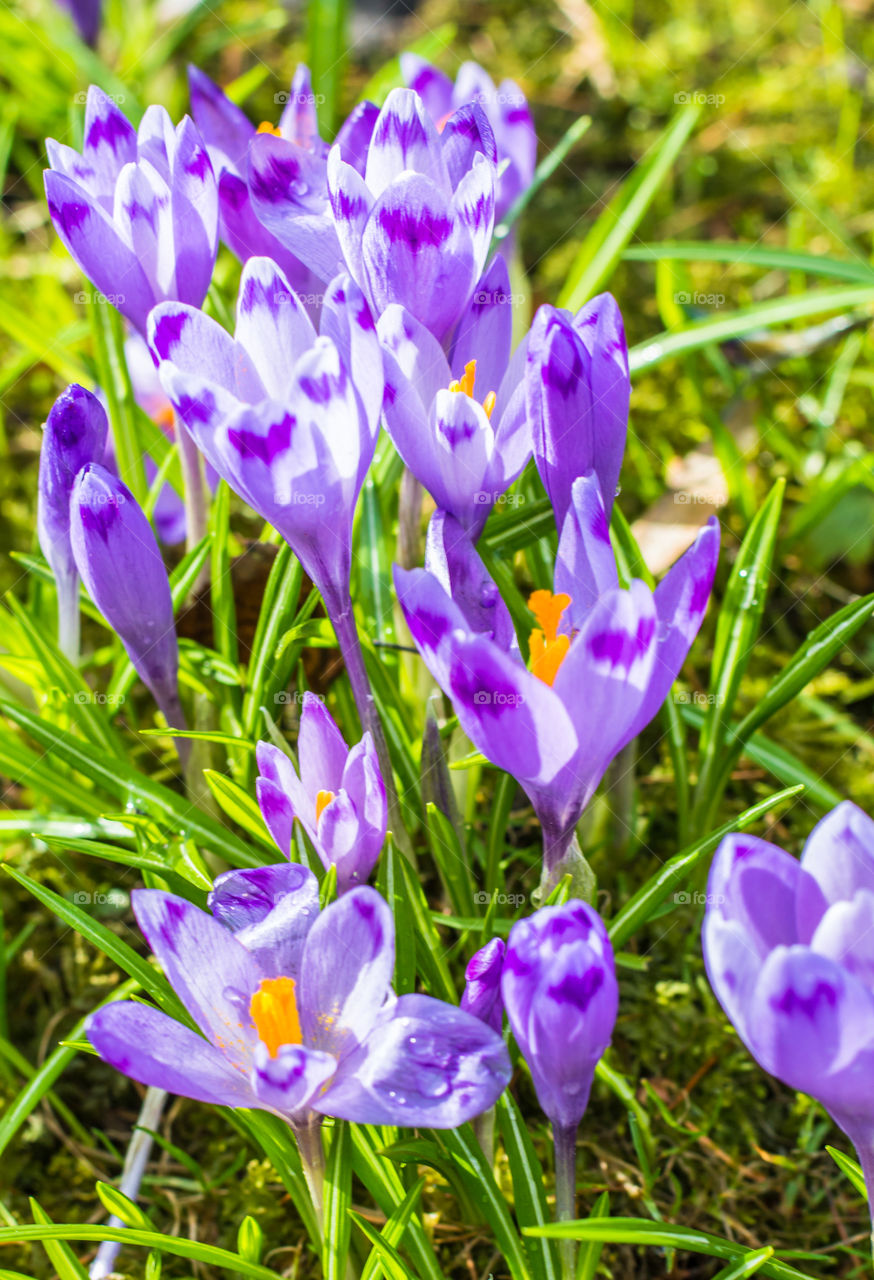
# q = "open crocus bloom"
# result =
<box><xmin>44</xmin><ymin>88</ymin><xmax>217</xmax><ymax>335</ymax></box>
<box><xmin>378</xmin><ymin>253</ymin><xmax>530</xmax><ymax>536</ymax></box>
<box><xmin>395</xmin><ymin>476</ymin><xmax>718</xmax><ymax>883</ymax></box>
<box><xmin>190</xmin><ymin>63</ymin><xmax>376</xmax><ymax>300</ymax></box>
<box><xmin>703</xmin><ymin>801</ymin><xmax>874</xmax><ymax>1208</ymax></box>
<box><xmin>256</xmin><ymin>692</ymin><xmax>387</xmax><ymax>893</ymax></box>
<box><xmin>401</xmin><ymin>53</ymin><xmax>536</xmax><ymax>224</ymax></box>
<box><xmin>147</xmin><ymin>257</ymin><xmax>382</xmax><ymax>607</ymax></box>
<box><xmin>88</xmin><ymin>870</ymin><xmax>511</xmax><ymax>1129</ymax></box>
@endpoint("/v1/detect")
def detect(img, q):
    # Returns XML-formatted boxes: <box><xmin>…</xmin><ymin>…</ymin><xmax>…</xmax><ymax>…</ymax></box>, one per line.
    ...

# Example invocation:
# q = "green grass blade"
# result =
<box><xmin>496</xmin><ymin>1093</ymin><xmax>559</xmax><ymax>1280</ymax></box>
<box><xmin>324</xmin><ymin>1122</ymin><xmax>353</xmax><ymax>1280</ymax></box>
<box><xmin>624</xmin><ymin>241</ymin><xmax>874</xmax><ymax>284</ymax></box>
<box><xmin>559</xmin><ymin>103</ymin><xmax>701</xmax><ymax>309</ymax></box>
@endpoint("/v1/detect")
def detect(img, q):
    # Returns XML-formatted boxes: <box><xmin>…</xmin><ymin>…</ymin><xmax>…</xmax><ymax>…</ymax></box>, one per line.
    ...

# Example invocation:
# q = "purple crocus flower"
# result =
<box><xmin>37</xmin><ymin>384</ymin><xmax>108</xmax><ymax>657</ymax></box>
<box><xmin>461</xmin><ymin>937</ymin><xmax>506</xmax><ymax>1033</ymax></box>
<box><xmin>44</xmin><ymin>88</ymin><xmax>218</xmax><ymax>335</ymax></box>
<box><xmin>148</xmin><ymin>257</ymin><xmax>381</xmax><ymax>615</ymax></box>
<box><xmin>503</xmin><ymin>901</ymin><xmax>618</xmax><ymax>1130</ymax></box>
<box><xmin>70</xmin><ymin>463</ymin><xmax>185</xmax><ymax>738</ymax></box>
<box><xmin>189</xmin><ymin>64</ymin><xmax>345</xmax><ymax>303</ymax></box>
<box><xmin>401</xmin><ymin>54</ymin><xmax>536</xmax><ymax>224</ymax></box>
<box><xmin>395</xmin><ymin>475</ymin><xmax>718</xmax><ymax>889</ymax></box>
<box><xmin>703</xmin><ymin>801</ymin><xmax>874</xmax><ymax>1218</ymax></box>
<box><xmin>377</xmin><ymin>253</ymin><xmax>530</xmax><ymax>536</ymax></box>
<box><xmin>256</xmin><ymin>692</ymin><xmax>387</xmax><ymax>893</ymax></box>
<box><xmin>249</xmin><ymin>88</ymin><xmax>496</xmax><ymax>344</ymax></box>
<box><xmin>527</xmin><ymin>296</ymin><xmax>630</xmax><ymax>530</ymax></box>
<box><xmin>87</xmin><ymin>872</ymin><xmax>511</xmax><ymax>1143</ymax></box>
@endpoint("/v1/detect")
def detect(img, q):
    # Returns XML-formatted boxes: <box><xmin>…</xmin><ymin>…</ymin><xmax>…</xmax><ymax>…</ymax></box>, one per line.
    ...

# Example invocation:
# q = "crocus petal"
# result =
<box><xmin>188</xmin><ymin>64</ymin><xmax>254</xmax><ymax>175</ymax></box>
<box><xmin>424</xmin><ymin>510</ymin><xmax>516</xmax><ymax>652</ymax></box>
<box><xmin>377</xmin><ymin>303</ymin><xmax>452</xmax><ymax>409</ymax></box>
<box><xmin>810</xmin><ymin>891</ymin><xmax>874</xmax><ymax>990</ymax></box>
<box><xmin>83</xmin><ymin>85</ymin><xmax>137</xmax><ymax>199</ymax></box>
<box><xmin>132</xmin><ymin>888</ymin><xmax>262</xmax><ymax>1066</ymax></box>
<box><xmin>450</xmin><ymin>252</ymin><xmax>513</xmax><ymax>403</ymax></box>
<box><xmin>554</xmin><ymin>472</ymin><xmax>619</xmax><ymax>621</ymax></box>
<box><xmin>625</xmin><ymin>516</ymin><xmax>719</xmax><ymax>740</ymax></box>
<box><xmin>327</xmin><ymin>149</ymin><xmax>375</xmax><ymax>290</ymax></box>
<box><xmin>256</xmin><ymin>739</ymin><xmax>313</xmax><ymax>848</ymax></box>
<box><xmin>461</xmin><ymin>937</ymin><xmax>506</xmax><ymax>1032</ymax></box>
<box><xmin>364</xmin><ymin>88</ymin><xmax>450</xmax><ymax>198</ymax></box>
<box><xmin>440</xmin><ymin>103</ymin><xmax>497</xmax><ymax>189</ymax></box>
<box><xmin>319</xmin><ymin>992</ymin><xmax>511</xmax><ymax>1126</ymax></box>
<box><xmin>399</xmin><ymin>53</ymin><xmax>453</xmax><ymax>122</ymax></box>
<box><xmin>450</xmin><ymin>155</ymin><xmax>495</xmax><ymax>285</ymax></box>
<box><xmin>334</xmin><ymin>101</ymin><xmax>380</xmax><ymax>176</ymax></box>
<box><xmin>748</xmin><ymin>944</ymin><xmax>874</xmax><ymax>1115</ymax></box>
<box><xmin>248</xmin><ymin>132</ymin><xmax>342</xmax><ymax>282</ymax></box>
<box><xmin>169</xmin><ymin>115</ymin><xmax>219</xmax><ymax>309</ymax></box>
<box><xmin>252</xmin><ymin>1042</ymin><xmax>337</xmax><ymax>1120</ymax></box>
<box><xmin>44</xmin><ymin>170</ymin><xmax>156</xmax><ymax>334</ymax></box>
<box><xmin>279</xmin><ymin>65</ymin><xmax>322</xmax><ymax>152</ymax></box>
<box><xmin>148</xmin><ymin>301</ymin><xmax>263</xmax><ymax>401</ymax></box>
<box><xmin>800</xmin><ymin>801</ymin><xmax>874</xmax><ymax>914</ymax></box>
<box><xmin>297</xmin><ymin>691</ymin><xmax>350</xmax><ymax>797</ymax></box>
<box><xmin>701</xmin><ymin>911</ymin><xmax>764</xmax><ymax>1050</ymax></box>
<box><xmin>362</xmin><ymin>173</ymin><xmax>473</xmax><ymax>341</ymax></box>
<box><xmin>208</xmin><ymin>863</ymin><xmax>320</xmax><ymax>979</ymax></box>
<box><xmin>88</xmin><ymin>1001</ymin><xmax>257</xmax><ymax>1107</ymax></box>
<box><xmin>38</xmin><ymin>384</ymin><xmax>109</xmax><ymax>584</ymax></box>
<box><xmin>427</xmin><ymin>388</ymin><xmax>496</xmax><ymax>532</ymax></box>
<box><xmin>706</xmin><ymin>832</ymin><xmax>804</xmax><ymax>957</ymax></box>
<box><xmin>298</xmin><ymin>887</ymin><xmax>394</xmax><ymax>1057</ymax></box>
<box><xmin>319</xmin><ymin>274</ymin><xmax>382</xmax><ymax>444</ymax></box>
<box><xmin>235</xmin><ymin>257</ymin><xmax>317</xmax><ymax>399</ymax></box>
<box><xmin>69</xmin><ymin>464</ymin><xmax>180</xmax><ymax>717</ymax></box>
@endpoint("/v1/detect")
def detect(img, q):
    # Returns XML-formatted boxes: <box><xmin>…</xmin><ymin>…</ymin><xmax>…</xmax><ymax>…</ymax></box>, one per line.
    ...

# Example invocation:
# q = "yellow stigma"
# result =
<box><xmin>528</xmin><ymin>589</ymin><xmax>572</xmax><ymax>686</ymax></box>
<box><xmin>315</xmin><ymin>789</ymin><xmax>335</xmax><ymax>823</ymax></box>
<box><xmin>250</xmin><ymin>976</ymin><xmax>302</xmax><ymax>1058</ymax></box>
<box><xmin>257</xmin><ymin>121</ymin><xmax>282</xmax><ymax>136</ymax></box>
<box><xmin>448</xmin><ymin>359</ymin><xmax>496</xmax><ymax>420</ymax></box>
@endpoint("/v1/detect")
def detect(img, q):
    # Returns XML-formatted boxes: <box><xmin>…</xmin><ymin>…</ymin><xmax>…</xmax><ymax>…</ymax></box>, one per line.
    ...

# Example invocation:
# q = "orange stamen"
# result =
<box><xmin>447</xmin><ymin>358</ymin><xmax>496</xmax><ymax>419</ymax></box>
<box><xmin>250</xmin><ymin>976</ymin><xmax>302</xmax><ymax>1058</ymax></box>
<box><xmin>257</xmin><ymin>121</ymin><xmax>282</xmax><ymax>136</ymax></box>
<box><xmin>315</xmin><ymin>789</ymin><xmax>335</xmax><ymax>823</ymax></box>
<box><xmin>528</xmin><ymin>590</ymin><xmax>572</xmax><ymax>686</ymax></box>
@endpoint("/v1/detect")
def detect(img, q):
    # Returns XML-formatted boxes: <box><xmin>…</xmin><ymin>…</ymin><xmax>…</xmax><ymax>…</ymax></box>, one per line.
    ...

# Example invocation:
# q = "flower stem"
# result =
<box><xmin>56</xmin><ymin>571</ymin><xmax>81</xmax><ymax>665</ymax></box>
<box><xmin>175</xmin><ymin>419</ymin><xmax>209</xmax><ymax>559</ymax></box>
<box><xmin>295</xmin><ymin>1117</ymin><xmax>326</xmax><ymax>1231</ymax></box>
<box><xmin>396</xmin><ymin>468</ymin><xmax>423</xmax><ymax>570</ymax></box>
<box><xmin>553</xmin><ymin>1123</ymin><xmax>578</xmax><ymax>1280</ymax></box>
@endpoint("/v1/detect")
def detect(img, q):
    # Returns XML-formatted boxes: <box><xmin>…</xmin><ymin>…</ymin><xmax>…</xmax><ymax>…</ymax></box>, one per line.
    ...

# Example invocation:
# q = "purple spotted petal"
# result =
<box><xmin>364</xmin><ymin>88</ymin><xmax>450</xmax><ymax>198</ymax></box>
<box><xmin>88</xmin><ymin>1001</ymin><xmax>257</xmax><ymax>1108</ymax></box>
<box><xmin>208</xmin><ymin>863</ymin><xmax>319</xmax><ymax>979</ymax></box>
<box><xmin>252</xmin><ymin>1042</ymin><xmax>336</xmax><ymax>1121</ymax></box>
<box><xmin>424</xmin><ymin>510</ymin><xmax>516</xmax><ymax>652</ymax></box>
<box><xmin>248</xmin><ymin>132</ymin><xmax>342</xmax><ymax>282</ymax></box>
<box><xmin>298</xmin><ymin>887</ymin><xmax>394</xmax><ymax>1057</ymax></box>
<box><xmin>319</xmin><ymin>992</ymin><xmax>511</xmax><ymax>1127</ymax></box>
<box><xmin>131</xmin><ymin>889</ymin><xmax>261</xmax><ymax>1068</ymax></box>
<box><xmin>235</xmin><ymin>257</ymin><xmax>317</xmax><ymax>399</ymax></box>
<box><xmin>188</xmin><ymin>64</ymin><xmax>254</xmax><ymax>175</ymax></box>
<box><xmin>449</xmin><ymin>252</ymin><xmax>513</xmax><ymax>402</ymax></box>
<box><xmin>554</xmin><ymin>472</ymin><xmax>619</xmax><ymax>621</ymax></box>
<box><xmin>440</xmin><ymin>103</ymin><xmax>497</xmax><ymax>189</ymax></box>
<box><xmin>461</xmin><ymin>937</ymin><xmax>506</xmax><ymax>1033</ymax></box>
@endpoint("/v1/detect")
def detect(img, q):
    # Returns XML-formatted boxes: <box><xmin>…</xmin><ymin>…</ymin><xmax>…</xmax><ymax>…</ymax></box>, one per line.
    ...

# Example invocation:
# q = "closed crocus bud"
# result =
<box><xmin>70</xmin><ymin>463</ymin><xmax>185</xmax><ymax>739</ymax></box>
<box><xmin>703</xmin><ymin>802</ymin><xmax>874</xmax><ymax>1226</ymax></box>
<box><xmin>256</xmin><ymin>692</ymin><xmax>387</xmax><ymax>893</ymax></box>
<box><xmin>461</xmin><ymin>937</ymin><xmax>506</xmax><ymax>1033</ymax></box>
<box><xmin>502</xmin><ymin>901</ymin><xmax>618</xmax><ymax>1132</ymax></box>
<box><xmin>37</xmin><ymin>384</ymin><xmax>108</xmax><ymax>658</ymax></box>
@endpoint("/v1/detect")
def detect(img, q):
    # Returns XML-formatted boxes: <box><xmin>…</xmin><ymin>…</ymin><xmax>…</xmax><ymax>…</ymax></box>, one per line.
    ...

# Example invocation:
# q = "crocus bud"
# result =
<box><xmin>703</xmin><ymin>802</ymin><xmax>874</xmax><ymax>1226</ymax></box>
<box><xmin>502</xmin><ymin>900</ymin><xmax>618</xmax><ymax>1132</ymax></box>
<box><xmin>37</xmin><ymin>384</ymin><xmax>108</xmax><ymax>658</ymax></box>
<box><xmin>70</xmin><ymin>463</ymin><xmax>184</xmax><ymax>736</ymax></box>
<box><xmin>461</xmin><ymin>937</ymin><xmax>506</xmax><ymax>1033</ymax></box>
<box><xmin>256</xmin><ymin>692</ymin><xmax>387</xmax><ymax>893</ymax></box>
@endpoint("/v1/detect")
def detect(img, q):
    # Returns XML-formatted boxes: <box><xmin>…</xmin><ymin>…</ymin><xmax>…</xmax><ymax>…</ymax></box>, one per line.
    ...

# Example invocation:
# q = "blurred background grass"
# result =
<box><xmin>3</xmin><ymin>0</ymin><xmax>874</xmax><ymax>1274</ymax></box>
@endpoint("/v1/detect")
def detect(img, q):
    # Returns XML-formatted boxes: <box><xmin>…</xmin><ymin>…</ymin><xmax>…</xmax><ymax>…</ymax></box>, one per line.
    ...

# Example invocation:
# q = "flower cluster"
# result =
<box><xmin>36</xmin><ymin>53</ymin><xmax>731</xmax><ymax>1259</ymax></box>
